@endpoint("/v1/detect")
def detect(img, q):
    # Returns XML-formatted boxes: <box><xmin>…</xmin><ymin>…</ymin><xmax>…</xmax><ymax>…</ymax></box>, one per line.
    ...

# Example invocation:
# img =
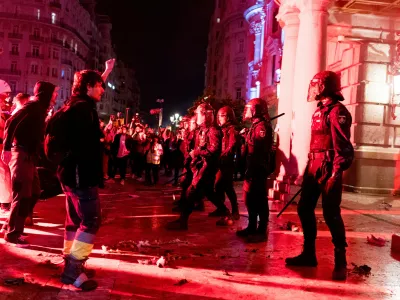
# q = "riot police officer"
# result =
<box><xmin>215</xmin><ymin>106</ymin><xmax>240</xmax><ymax>226</ymax></box>
<box><xmin>285</xmin><ymin>71</ymin><xmax>354</xmax><ymax>281</ymax></box>
<box><xmin>236</xmin><ymin>98</ymin><xmax>273</xmax><ymax>242</ymax></box>
<box><xmin>167</xmin><ymin>103</ymin><xmax>229</xmax><ymax>230</ymax></box>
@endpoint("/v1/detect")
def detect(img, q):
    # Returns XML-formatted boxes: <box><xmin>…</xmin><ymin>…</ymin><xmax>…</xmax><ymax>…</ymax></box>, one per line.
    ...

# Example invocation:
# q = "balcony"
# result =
<box><xmin>8</xmin><ymin>32</ymin><xmax>23</xmax><ymax>39</ymax></box>
<box><xmin>61</xmin><ymin>59</ymin><xmax>72</xmax><ymax>66</ymax></box>
<box><xmin>26</xmin><ymin>52</ymin><xmax>44</xmax><ymax>59</ymax></box>
<box><xmin>50</xmin><ymin>37</ymin><xmax>63</xmax><ymax>46</ymax></box>
<box><xmin>49</xmin><ymin>1</ymin><xmax>62</xmax><ymax>9</ymax></box>
<box><xmin>0</xmin><ymin>69</ymin><xmax>21</xmax><ymax>76</ymax></box>
<box><xmin>9</xmin><ymin>51</ymin><xmax>19</xmax><ymax>56</ymax></box>
<box><xmin>30</xmin><ymin>35</ymin><xmax>45</xmax><ymax>42</ymax></box>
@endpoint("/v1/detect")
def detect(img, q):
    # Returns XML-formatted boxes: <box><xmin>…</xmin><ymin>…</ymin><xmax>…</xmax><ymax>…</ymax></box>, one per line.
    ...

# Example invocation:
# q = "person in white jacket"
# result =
<box><xmin>145</xmin><ymin>135</ymin><xmax>163</xmax><ymax>185</ymax></box>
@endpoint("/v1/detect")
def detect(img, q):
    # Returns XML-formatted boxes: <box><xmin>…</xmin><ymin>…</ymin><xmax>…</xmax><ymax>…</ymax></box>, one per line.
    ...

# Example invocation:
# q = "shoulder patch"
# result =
<box><xmin>338</xmin><ymin>115</ymin><xmax>347</xmax><ymax>124</ymax></box>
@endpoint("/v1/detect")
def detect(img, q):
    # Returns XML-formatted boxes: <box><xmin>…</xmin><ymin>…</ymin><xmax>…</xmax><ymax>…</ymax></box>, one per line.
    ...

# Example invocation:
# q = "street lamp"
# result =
<box><xmin>170</xmin><ymin>113</ymin><xmax>182</xmax><ymax>128</ymax></box>
<box><xmin>156</xmin><ymin>99</ymin><xmax>164</xmax><ymax>127</ymax></box>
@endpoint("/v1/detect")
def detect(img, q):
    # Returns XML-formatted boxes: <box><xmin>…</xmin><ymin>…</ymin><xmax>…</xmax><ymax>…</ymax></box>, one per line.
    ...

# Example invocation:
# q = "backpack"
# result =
<box><xmin>44</xmin><ymin>101</ymin><xmax>84</xmax><ymax>165</ymax></box>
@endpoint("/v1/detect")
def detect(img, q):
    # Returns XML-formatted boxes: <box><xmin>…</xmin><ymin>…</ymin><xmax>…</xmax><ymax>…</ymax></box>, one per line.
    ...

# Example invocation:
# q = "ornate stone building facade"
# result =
<box><xmin>207</xmin><ymin>0</ymin><xmax>400</xmax><ymax>193</ymax></box>
<box><xmin>0</xmin><ymin>0</ymin><xmax>140</xmax><ymax>117</ymax></box>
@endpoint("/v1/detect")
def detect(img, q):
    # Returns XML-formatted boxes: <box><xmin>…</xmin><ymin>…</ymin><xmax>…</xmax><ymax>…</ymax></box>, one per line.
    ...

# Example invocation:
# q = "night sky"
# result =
<box><xmin>96</xmin><ymin>0</ymin><xmax>215</xmax><ymax>125</ymax></box>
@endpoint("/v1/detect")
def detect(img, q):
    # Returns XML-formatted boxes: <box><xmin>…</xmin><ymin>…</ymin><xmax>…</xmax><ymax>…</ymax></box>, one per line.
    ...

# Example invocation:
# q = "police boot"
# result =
<box><xmin>285</xmin><ymin>242</ymin><xmax>318</xmax><ymax>267</ymax></box>
<box><xmin>61</xmin><ymin>255</ymin><xmax>98</xmax><ymax>291</ymax></box>
<box><xmin>236</xmin><ymin>212</ymin><xmax>257</xmax><ymax>238</ymax></box>
<box><xmin>247</xmin><ymin>223</ymin><xmax>268</xmax><ymax>243</ymax></box>
<box><xmin>231</xmin><ymin>207</ymin><xmax>240</xmax><ymax>221</ymax></box>
<box><xmin>208</xmin><ymin>207</ymin><xmax>229</xmax><ymax>217</ymax></box>
<box><xmin>166</xmin><ymin>215</ymin><xmax>189</xmax><ymax>231</ymax></box>
<box><xmin>332</xmin><ymin>248</ymin><xmax>347</xmax><ymax>281</ymax></box>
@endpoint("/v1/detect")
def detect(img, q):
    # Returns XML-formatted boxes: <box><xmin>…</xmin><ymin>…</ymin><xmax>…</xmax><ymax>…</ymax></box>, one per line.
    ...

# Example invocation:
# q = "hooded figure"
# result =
<box><xmin>1</xmin><ymin>81</ymin><xmax>57</xmax><ymax>247</ymax></box>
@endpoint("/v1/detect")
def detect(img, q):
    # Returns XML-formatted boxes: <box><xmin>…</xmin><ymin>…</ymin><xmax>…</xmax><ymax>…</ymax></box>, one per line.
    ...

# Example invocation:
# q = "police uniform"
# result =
<box><xmin>215</xmin><ymin>123</ymin><xmax>239</xmax><ymax>217</ymax></box>
<box><xmin>286</xmin><ymin>70</ymin><xmax>354</xmax><ymax>281</ymax></box>
<box><xmin>240</xmin><ymin>118</ymin><xmax>273</xmax><ymax>237</ymax></box>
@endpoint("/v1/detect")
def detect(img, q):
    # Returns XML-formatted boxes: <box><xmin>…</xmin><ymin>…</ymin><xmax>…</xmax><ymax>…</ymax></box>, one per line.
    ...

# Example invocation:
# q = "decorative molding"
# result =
<box><xmin>250</xmin><ymin>21</ymin><xmax>264</xmax><ymax>34</ymax></box>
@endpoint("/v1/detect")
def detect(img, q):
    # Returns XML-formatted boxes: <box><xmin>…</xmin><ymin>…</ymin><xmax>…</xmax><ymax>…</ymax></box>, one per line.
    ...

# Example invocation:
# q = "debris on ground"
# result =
<box><xmin>4</xmin><ymin>278</ymin><xmax>24</xmax><ymax>286</ymax></box>
<box><xmin>351</xmin><ymin>263</ymin><xmax>371</xmax><ymax>276</ymax></box>
<box><xmin>223</xmin><ymin>270</ymin><xmax>233</xmax><ymax>277</ymax></box>
<box><xmin>245</xmin><ymin>248</ymin><xmax>258</xmax><ymax>253</ymax></box>
<box><xmin>156</xmin><ymin>256</ymin><xmax>166</xmax><ymax>268</ymax></box>
<box><xmin>174</xmin><ymin>279</ymin><xmax>188</xmax><ymax>286</ymax></box>
<box><xmin>378</xmin><ymin>201</ymin><xmax>392</xmax><ymax>211</ymax></box>
<box><xmin>367</xmin><ymin>235</ymin><xmax>387</xmax><ymax>247</ymax></box>
<box><xmin>279</xmin><ymin>221</ymin><xmax>300</xmax><ymax>232</ymax></box>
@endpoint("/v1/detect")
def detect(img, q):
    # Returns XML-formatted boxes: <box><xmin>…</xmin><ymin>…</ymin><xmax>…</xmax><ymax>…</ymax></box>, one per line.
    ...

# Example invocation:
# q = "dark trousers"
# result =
<box><xmin>243</xmin><ymin>174</ymin><xmax>269</xmax><ymax>232</ymax></box>
<box><xmin>215</xmin><ymin>167</ymin><xmax>238</xmax><ymax>213</ymax></box>
<box><xmin>5</xmin><ymin>149</ymin><xmax>41</xmax><ymax>240</ymax></box>
<box><xmin>110</xmin><ymin>156</ymin><xmax>128</xmax><ymax>180</ymax></box>
<box><xmin>173</xmin><ymin>167</ymin><xmax>181</xmax><ymax>185</ymax></box>
<box><xmin>132</xmin><ymin>152</ymin><xmax>145</xmax><ymax>178</ymax></box>
<box><xmin>145</xmin><ymin>163</ymin><xmax>160</xmax><ymax>184</ymax></box>
<box><xmin>107</xmin><ymin>154</ymin><xmax>115</xmax><ymax>178</ymax></box>
<box><xmin>297</xmin><ymin>158</ymin><xmax>347</xmax><ymax>249</ymax></box>
<box><xmin>177</xmin><ymin>168</ymin><xmax>193</xmax><ymax>205</ymax></box>
<box><xmin>62</xmin><ymin>185</ymin><xmax>101</xmax><ymax>259</ymax></box>
<box><xmin>182</xmin><ymin>173</ymin><xmax>227</xmax><ymax>217</ymax></box>
<box><xmin>63</xmin><ymin>185</ymin><xmax>101</xmax><ymax>235</ymax></box>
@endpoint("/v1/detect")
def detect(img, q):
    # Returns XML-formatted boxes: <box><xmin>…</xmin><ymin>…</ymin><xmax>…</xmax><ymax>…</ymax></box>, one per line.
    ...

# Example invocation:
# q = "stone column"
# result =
<box><xmin>290</xmin><ymin>0</ymin><xmax>332</xmax><ymax>183</ymax></box>
<box><xmin>276</xmin><ymin>5</ymin><xmax>300</xmax><ymax>182</ymax></box>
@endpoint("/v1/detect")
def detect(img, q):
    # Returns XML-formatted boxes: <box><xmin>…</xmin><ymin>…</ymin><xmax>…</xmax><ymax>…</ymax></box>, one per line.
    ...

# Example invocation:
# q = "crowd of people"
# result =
<box><xmin>0</xmin><ymin>63</ymin><xmax>354</xmax><ymax>291</ymax></box>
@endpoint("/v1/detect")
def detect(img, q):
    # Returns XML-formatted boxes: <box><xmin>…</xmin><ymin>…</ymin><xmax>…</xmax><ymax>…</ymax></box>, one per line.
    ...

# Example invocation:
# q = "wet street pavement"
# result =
<box><xmin>0</xmin><ymin>178</ymin><xmax>399</xmax><ymax>300</ymax></box>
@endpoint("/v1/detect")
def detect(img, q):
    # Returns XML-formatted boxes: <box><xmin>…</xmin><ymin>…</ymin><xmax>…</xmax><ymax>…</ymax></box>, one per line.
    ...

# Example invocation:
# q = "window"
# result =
<box><xmin>70</xmin><ymin>39</ymin><xmax>74</xmax><ymax>49</ymax></box>
<box><xmin>9</xmin><ymin>81</ymin><xmax>16</xmax><ymax>92</ymax></box>
<box><xmin>236</xmin><ymin>63</ymin><xmax>243</xmax><ymax>76</ymax></box>
<box><xmin>238</xmin><ymin>39</ymin><xmax>244</xmax><ymax>53</ymax></box>
<box><xmin>53</xmin><ymin>48</ymin><xmax>59</xmax><ymax>59</ymax></box>
<box><xmin>52</xmin><ymin>67</ymin><xmax>58</xmax><ymax>78</ymax></box>
<box><xmin>272</xmin><ymin>9</ymin><xmax>279</xmax><ymax>33</ymax></box>
<box><xmin>13</xmin><ymin>25</ymin><xmax>19</xmax><ymax>34</ymax></box>
<box><xmin>61</xmin><ymin>87</ymin><xmax>64</xmax><ymax>99</ymax></box>
<box><xmin>31</xmin><ymin>64</ymin><xmax>38</xmax><ymax>74</ymax></box>
<box><xmin>11</xmin><ymin>61</ymin><xmax>17</xmax><ymax>71</ymax></box>
<box><xmin>37</xmin><ymin>9</ymin><xmax>40</xmax><ymax>20</ymax></box>
<box><xmin>214</xmin><ymin>63</ymin><xmax>218</xmax><ymax>72</ymax></box>
<box><xmin>271</xmin><ymin>55</ymin><xmax>276</xmax><ymax>85</ymax></box>
<box><xmin>67</xmin><ymin>69</ymin><xmax>71</xmax><ymax>80</ymax></box>
<box><xmin>32</xmin><ymin>45</ymin><xmax>40</xmax><ymax>57</ymax></box>
<box><xmin>11</xmin><ymin>44</ymin><xmax>19</xmax><ymax>54</ymax></box>
<box><xmin>213</xmin><ymin>76</ymin><xmax>217</xmax><ymax>86</ymax></box>
<box><xmin>74</xmin><ymin>43</ymin><xmax>78</xmax><ymax>53</ymax></box>
<box><xmin>61</xmin><ymin>69</ymin><xmax>65</xmax><ymax>78</ymax></box>
<box><xmin>236</xmin><ymin>88</ymin><xmax>242</xmax><ymax>100</ymax></box>
<box><xmin>51</xmin><ymin>12</ymin><xmax>57</xmax><ymax>24</ymax></box>
<box><xmin>51</xmin><ymin>32</ymin><xmax>57</xmax><ymax>41</ymax></box>
<box><xmin>216</xmin><ymin>31</ymin><xmax>220</xmax><ymax>39</ymax></box>
<box><xmin>239</xmin><ymin>20</ymin><xmax>244</xmax><ymax>28</ymax></box>
<box><xmin>33</xmin><ymin>28</ymin><xmax>40</xmax><ymax>37</ymax></box>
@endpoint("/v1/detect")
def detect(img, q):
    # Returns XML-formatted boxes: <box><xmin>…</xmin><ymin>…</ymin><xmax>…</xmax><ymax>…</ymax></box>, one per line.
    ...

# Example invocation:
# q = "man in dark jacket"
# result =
<box><xmin>56</xmin><ymin>58</ymin><xmax>115</xmax><ymax>291</ymax></box>
<box><xmin>285</xmin><ymin>71</ymin><xmax>354</xmax><ymax>281</ymax></box>
<box><xmin>1</xmin><ymin>81</ymin><xmax>58</xmax><ymax>247</ymax></box>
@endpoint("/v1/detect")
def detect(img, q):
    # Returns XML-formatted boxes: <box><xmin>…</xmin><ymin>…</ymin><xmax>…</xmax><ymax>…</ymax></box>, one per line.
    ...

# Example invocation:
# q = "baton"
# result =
<box><xmin>164</xmin><ymin>172</ymin><xmax>187</xmax><ymax>185</ymax></box>
<box><xmin>270</xmin><ymin>113</ymin><xmax>285</xmax><ymax>121</ymax></box>
<box><xmin>276</xmin><ymin>187</ymin><xmax>302</xmax><ymax>218</ymax></box>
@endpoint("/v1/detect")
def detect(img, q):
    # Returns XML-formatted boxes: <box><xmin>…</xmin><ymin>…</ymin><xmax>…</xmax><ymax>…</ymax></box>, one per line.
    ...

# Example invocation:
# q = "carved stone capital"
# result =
<box><xmin>250</xmin><ymin>21</ymin><xmax>264</xmax><ymax>35</ymax></box>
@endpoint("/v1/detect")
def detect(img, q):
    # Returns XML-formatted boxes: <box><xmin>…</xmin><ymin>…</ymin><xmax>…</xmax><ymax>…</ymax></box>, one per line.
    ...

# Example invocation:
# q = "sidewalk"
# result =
<box><xmin>0</xmin><ymin>179</ymin><xmax>399</xmax><ymax>300</ymax></box>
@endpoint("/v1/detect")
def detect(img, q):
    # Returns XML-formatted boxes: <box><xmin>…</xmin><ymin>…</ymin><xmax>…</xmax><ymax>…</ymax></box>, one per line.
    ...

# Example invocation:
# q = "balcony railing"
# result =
<box><xmin>50</xmin><ymin>37</ymin><xmax>63</xmax><ymax>46</ymax></box>
<box><xmin>26</xmin><ymin>52</ymin><xmax>44</xmax><ymax>59</ymax></box>
<box><xmin>49</xmin><ymin>1</ymin><xmax>62</xmax><ymax>9</ymax></box>
<box><xmin>30</xmin><ymin>35</ymin><xmax>45</xmax><ymax>42</ymax></box>
<box><xmin>0</xmin><ymin>69</ymin><xmax>21</xmax><ymax>75</ymax></box>
<box><xmin>61</xmin><ymin>59</ymin><xmax>72</xmax><ymax>66</ymax></box>
<box><xmin>8</xmin><ymin>32</ymin><xmax>23</xmax><ymax>39</ymax></box>
<box><xmin>9</xmin><ymin>51</ymin><xmax>19</xmax><ymax>56</ymax></box>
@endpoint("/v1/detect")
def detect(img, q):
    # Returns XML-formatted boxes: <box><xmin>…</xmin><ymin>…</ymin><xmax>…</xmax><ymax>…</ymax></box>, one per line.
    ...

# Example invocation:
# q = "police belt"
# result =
<box><xmin>308</xmin><ymin>150</ymin><xmax>334</xmax><ymax>162</ymax></box>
